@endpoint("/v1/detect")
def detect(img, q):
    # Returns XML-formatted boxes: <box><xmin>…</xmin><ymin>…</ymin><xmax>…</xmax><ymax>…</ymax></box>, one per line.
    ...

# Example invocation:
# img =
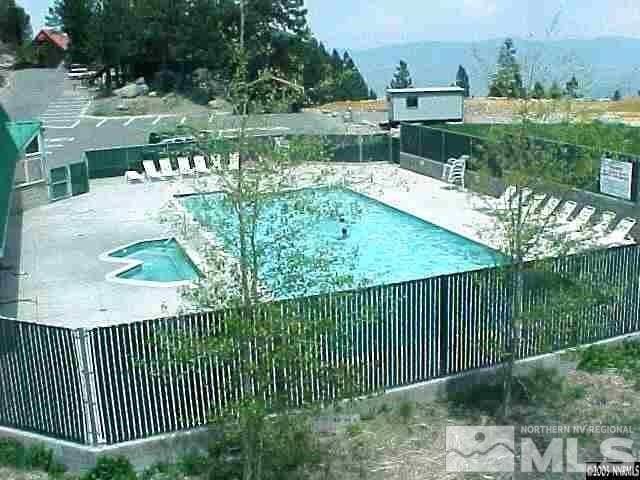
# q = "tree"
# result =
<box><xmin>368</xmin><ymin>89</ymin><xmax>377</xmax><ymax>100</ymax></box>
<box><xmin>531</xmin><ymin>81</ymin><xmax>546</xmax><ymax>99</ymax></box>
<box><xmin>548</xmin><ymin>80</ymin><xmax>563</xmax><ymax>99</ymax></box>
<box><xmin>46</xmin><ymin>0</ymin><xmax>94</xmax><ymax>63</ymax></box>
<box><xmin>455</xmin><ymin>65</ymin><xmax>470</xmax><ymax>97</ymax></box>
<box><xmin>0</xmin><ymin>0</ymin><xmax>32</xmax><ymax>46</ymax></box>
<box><xmin>565</xmin><ymin>75</ymin><xmax>580</xmax><ymax>98</ymax></box>
<box><xmin>151</xmin><ymin>36</ymin><xmax>377</xmax><ymax>480</ymax></box>
<box><xmin>612</xmin><ymin>89</ymin><xmax>622</xmax><ymax>101</ymax></box>
<box><xmin>488</xmin><ymin>38</ymin><xmax>524</xmax><ymax>98</ymax></box>
<box><xmin>474</xmin><ymin>95</ymin><xmax>618</xmax><ymax>420</ymax></box>
<box><xmin>389</xmin><ymin>60</ymin><xmax>412</xmax><ymax>89</ymax></box>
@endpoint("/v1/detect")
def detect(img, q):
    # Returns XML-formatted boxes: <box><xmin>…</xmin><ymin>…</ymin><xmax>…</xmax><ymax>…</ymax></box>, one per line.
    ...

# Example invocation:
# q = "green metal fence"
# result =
<box><xmin>400</xmin><ymin>123</ymin><xmax>640</xmax><ymax>199</ymax></box>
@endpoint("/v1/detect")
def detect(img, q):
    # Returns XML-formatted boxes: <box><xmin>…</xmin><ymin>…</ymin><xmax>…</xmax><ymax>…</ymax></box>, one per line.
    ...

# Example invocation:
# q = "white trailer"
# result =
<box><xmin>386</xmin><ymin>87</ymin><xmax>464</xmax><ymax>124</ymax></box>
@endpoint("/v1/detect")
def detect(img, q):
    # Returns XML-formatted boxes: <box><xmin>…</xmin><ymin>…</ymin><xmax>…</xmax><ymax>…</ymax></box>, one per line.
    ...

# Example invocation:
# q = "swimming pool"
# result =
<box><xmin>181</xmin><ymin>187</ymin><xmax>501</xmax><ymax>297</ymax></box>
<box><xmin>101</xmin><ymin>238</ymin><xmax>201</xmax><ymax>287</ymax></box>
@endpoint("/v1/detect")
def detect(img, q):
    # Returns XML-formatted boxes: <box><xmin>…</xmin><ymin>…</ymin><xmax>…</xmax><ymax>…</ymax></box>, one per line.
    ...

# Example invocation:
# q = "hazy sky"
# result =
<box><xmin>20</xmin><ymin>0</ymin><xmax>640</xmax><ymax>50</ymax></box>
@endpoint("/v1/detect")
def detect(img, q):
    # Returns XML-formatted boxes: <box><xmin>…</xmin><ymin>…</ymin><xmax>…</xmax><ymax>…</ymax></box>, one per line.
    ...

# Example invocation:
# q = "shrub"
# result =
<box><xmin>0</xmin><ymin>439</ymin><xmax>25</xmax><ymax>467</ymax></box>
<box><xmin>82</xmin><ymin>456</ymin><xmax>137</xmax><ymax>480</ymax></box>
<box><xmin>154</xmin><ymin>70</ymin><xmax>178</xmax><ymax>94</ymax></box>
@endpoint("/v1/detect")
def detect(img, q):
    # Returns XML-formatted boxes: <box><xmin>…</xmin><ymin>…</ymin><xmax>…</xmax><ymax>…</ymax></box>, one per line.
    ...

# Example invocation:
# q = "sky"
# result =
<box><xmin>19</xmin><ymin>0</ymin><xmax>640</xmax><ymax>50</ymax></box>
<box><xmin>305</xmin><ymin>0</ymin><xmax>640</xmax><ymax>50</ymax></box>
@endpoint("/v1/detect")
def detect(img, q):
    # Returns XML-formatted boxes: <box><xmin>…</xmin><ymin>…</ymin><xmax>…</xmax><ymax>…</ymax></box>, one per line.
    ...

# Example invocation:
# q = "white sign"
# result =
<box><xmin>600</xmin><ymin>157</ymin><xmax>633</xmax><ymax>200</ymax></box>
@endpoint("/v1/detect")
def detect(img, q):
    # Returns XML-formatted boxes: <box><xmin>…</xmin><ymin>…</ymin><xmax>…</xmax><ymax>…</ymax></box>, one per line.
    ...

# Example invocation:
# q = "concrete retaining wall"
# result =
<box><xmin>10</xmin><ymin>180</ymin><xmax>48</xmax><ymax>214</ymax></box>
<box><xmin>2</xmin><ymin>330</ymin><xmax>638</xmax><ymax>474</ymax></box>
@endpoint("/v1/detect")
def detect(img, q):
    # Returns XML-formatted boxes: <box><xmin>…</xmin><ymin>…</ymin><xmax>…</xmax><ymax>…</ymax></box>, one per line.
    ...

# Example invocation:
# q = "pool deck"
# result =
<box><xmin>4</xmin><ymin>163</ymin><xmax>501</xmax><ymax>328</ymax></box>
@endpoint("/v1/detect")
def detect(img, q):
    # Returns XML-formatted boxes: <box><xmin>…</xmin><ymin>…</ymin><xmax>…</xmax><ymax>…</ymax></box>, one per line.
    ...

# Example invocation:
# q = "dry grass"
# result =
<box><xmin>89</xmin><ymin>92</ymin><xmax>215</xmax><ymax>117</ymax></box>
<box><xmin>314</xmin><ymin>367</ymin><xmax>640</xmax><ymax>480</ymax></box>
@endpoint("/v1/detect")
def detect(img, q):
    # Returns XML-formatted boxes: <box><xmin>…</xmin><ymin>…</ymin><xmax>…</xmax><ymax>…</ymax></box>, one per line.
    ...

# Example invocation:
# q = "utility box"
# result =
<box><xmin>386</xmin><ymin>87</ymin><xmax>464</xmax><ymax>124</ymax></box>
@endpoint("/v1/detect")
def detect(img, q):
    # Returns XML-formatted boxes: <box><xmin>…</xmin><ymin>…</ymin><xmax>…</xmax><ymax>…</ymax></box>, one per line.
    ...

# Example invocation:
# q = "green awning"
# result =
<box><xmin>1</xmin><ymin>120</ymin><xmax>41</xmax><ymax>258</ymax></box>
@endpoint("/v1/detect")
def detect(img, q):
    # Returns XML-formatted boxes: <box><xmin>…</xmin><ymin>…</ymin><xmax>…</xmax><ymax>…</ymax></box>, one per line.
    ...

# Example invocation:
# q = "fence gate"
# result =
<box><xmin>49</xmin><ymin>161</ymin><xmax>90</xmax><ymax>201</ymax></box>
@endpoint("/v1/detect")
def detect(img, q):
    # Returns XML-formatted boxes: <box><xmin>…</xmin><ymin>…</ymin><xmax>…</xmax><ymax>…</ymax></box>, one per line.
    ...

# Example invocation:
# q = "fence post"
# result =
<box><xmin>439</xmin><ymin>276</ymin><xmax>449</xmax><ymax>376</ymax></box>
<box><xmin>358</xmin><ymin>135</ymin><xmax>363</xmax><ymax>162</ymax></box>
<box><xmin>74</xmin><ymin>328</ymin><xmax>103</xmax><ymax>445</ymax></box>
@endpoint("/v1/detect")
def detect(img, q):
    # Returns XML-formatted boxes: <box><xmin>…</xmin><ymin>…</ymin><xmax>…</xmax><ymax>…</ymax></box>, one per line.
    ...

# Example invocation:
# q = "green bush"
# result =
<box><xmin>578</xmin><ymin>340</ymin><xmax>640</xmax><ymax>388</ymax></box>
<box><xmin>0</xmin><ymin>439</ymin><xmax>25</xmax><ymax>467</ymax></box>
<box><xmin>82</xmin><ymin>456</ymin><xmax>137</xmax><ymax>480</ymax></box>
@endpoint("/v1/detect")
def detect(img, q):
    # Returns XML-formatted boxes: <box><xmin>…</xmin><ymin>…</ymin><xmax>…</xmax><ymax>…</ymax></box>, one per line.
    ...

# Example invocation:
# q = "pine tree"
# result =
<box><xmin>488</xmin><ymin>38</ymin><xmax>524</xmax><ymax>98</ymax></box>
<box><xmin>368</xmin><ymin>89</ymin><xmax>377</xmax><ymax>100</ymax></box>
<box><xmin>612</xmin><ymin>89</ymin><xmax>622</xmax><ymax>101</ymax></box>
<box><xmin>455</xmin><ymin>65</ymin><xmax>470</xmax><ymax>97</ymax></box>
<box><xmin>532</xmin><ymin>81</ymin><xmax>546</xmax><ymax>99</ymax></box>
<box><xmin>389</xmin><ymin>60</ymin><xmax>412</xmax><ymax>89</ymax></box>
<box><xmin>548</xmin><ymin>81</ymin><xmax>563</xmax><ymax>100</ymax></box>
<box><xmin>565</xmin><ymin>75</ymin><xmax>580</xmax><ymax>98</ymax></box>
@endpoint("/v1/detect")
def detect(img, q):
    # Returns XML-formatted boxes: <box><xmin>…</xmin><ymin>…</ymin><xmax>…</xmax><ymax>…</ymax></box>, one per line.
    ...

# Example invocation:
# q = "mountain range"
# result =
<box><xmin>351</xmin><ymin>37</ymin><xmax>640</xmax><ymax>99</ymax></box>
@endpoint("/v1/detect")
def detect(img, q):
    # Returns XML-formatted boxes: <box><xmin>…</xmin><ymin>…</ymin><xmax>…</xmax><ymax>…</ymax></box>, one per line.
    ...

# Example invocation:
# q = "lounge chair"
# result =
<box><xmin>177</xmin><ymin>156</ymin><xmax>195</xmax><ymax>176</ymax></box>
<box><xmin>523</xmin><ymin>193</ymin><xmax>546</xmax><ymax>218</ymax></box>
<box><xmin>532</xmin><ymin>196</ymin><xmax>561</xmax><ymax>223</ymax></box>
<box><xmin>143</xmin><ymin>160</ymin><xmax>164</xmax><ymax>181</ymax></box>
<box><xmin>551</xmin><ymin>201</ymin><xmax>578</xmax><ymax>225</ymax></box>
<box><xmin>568</xmin><ymin>210</ymin><xmax>616</xmax><ymax>242</ymax></box>
<box><xmin>601</xmin><ymin>217</ymin><xmax>637</xmax><ymax>246</ymax></box>
<box><xmin>159</xmin><ymin>158</ymin><xmax>179</xmax><ymax>178</ymax></box>
<box><xmin>194</xmin><ymin>155</ymin><xmax>210</xmax><ymax>175</ymax></box>
<box><xmin>124</xmin><ymin>170</ymin><xmax>145</xmax><ymax>183</ymax></box>
<box><xmin>556</xmin><ymin>205</ymin><xmax>596</xmax><ymax>235</ymax></box>
<box><xmin>211</xmin><ymin>154</ymin><xmax>222</xmax><ymax>170</ymax></box>
<box><xmin>492</xmin><ymin>187</ymin><xmax>532</xmax><ymax>212</ymax></box>
<box><xmin>229</xmin><ymin>152</ymin><xmax>240</xmax><ymax>170</ymax></box>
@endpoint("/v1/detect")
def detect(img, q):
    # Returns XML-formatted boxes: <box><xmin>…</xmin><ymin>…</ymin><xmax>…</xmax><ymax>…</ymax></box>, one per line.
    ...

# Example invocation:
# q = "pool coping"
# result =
<box><xmin>99</xmin><ymin>238</ymin><xmax>201</xmax><ymax>288</ymax></box>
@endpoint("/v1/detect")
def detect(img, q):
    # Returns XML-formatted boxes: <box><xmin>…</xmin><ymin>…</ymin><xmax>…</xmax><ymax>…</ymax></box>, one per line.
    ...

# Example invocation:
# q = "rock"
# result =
<box><xmin>135</xmin><ymin>76</ymin><xmax>146</xmax><ymax>85</ymax></box>
<box><xmin>148</xmin><ymin>91</ymin><xmax>158</xmax><ymax>97</ymax></box>
<box><xmin>116</xmin><ymin>103</ymin><xmax>129</xmax><ymax>111</ymax></box>
<box><xmin>208</xmin><ymin>98</ymin><xmax>227</xmax><ymax>110</ymax></box>
<box><xmin>114</xmin><ymin>81</ymin><xmax>149</xmax><ymax>98</ymax></box>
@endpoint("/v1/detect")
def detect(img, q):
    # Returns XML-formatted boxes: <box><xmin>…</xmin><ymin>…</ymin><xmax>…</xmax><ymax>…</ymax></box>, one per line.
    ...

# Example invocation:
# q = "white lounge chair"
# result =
<box><xmin>229</xmin><ymin>152</ymin><xmax>240</xmax><ymax>170</ymax></box>
<box><xmin>143</xmin><ymin>160</ymin><xmax>164</xmax><ymax>181</ymax></box>
<box><xmin>159</xmin><ymin>158</ymin><xmax>179</xmax><ymax>178</ymax></box>
<box><xmin>493</xmin><ymin>187</ymin><xmax>532</xmax><ymax>213</ymax></box>
<box><xmin>177</xmin><ymin>156</ymin><xmax>195</xmax><ymax>176</ymax></box>
<box><xmin>532</xmin><ymin>196</ymin><xmax>561</xmax><ymax>224</ymax></box>
<box><xmin>211</xmin><ymin>154</ymin><xmax>222</xmax><ymax>170</ymax></box>
<box><xmin>124</xmin><ymin>170</ymin><xmax>145</xmax><ymax>183</ymax></box>
<box><xmin>568</xmin><ymin>210</ymin><xmax>616</xmax><ymax>242</ymax></box>
<box><xmin>551</xmin><ymin>200</ymin><xmax>578</xmax><ymax>225</ymax></box>
<box><xmin>194</xmin><ymin>155</ymin><xmax>210</xmax><ymax>175</ymax></box>
<box><xmin>556</xmin><ymin>205</ymin><xmax>596</xmax><ymax>235</ymax></box>
<box><xmin>602</xmin><ymin>217</ymin><xmax>637</xmax><ymax>246</ymax></box>
<box><xmin>523</xmin><ymin>193</ymin><xmax>546</xmax><ymax>218</ymax></box>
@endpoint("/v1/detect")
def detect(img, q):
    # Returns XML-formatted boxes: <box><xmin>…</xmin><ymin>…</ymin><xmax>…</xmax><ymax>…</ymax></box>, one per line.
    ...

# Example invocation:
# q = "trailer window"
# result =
<box><xmin>406</xmin><ymin>96</ymin><xmax>418</xmax><ymax>108</ymax></box>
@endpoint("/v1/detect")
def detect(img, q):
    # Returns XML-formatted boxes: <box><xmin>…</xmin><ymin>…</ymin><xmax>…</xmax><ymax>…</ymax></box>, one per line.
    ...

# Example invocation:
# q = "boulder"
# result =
<box><xmin>148</xmin><ymin>91</ymin><xmax>158</xmax><ymax>97</ymax></box>
<box><xmin>114</xmin><ymin>81</ymin><xmax>149</xmax><ymax>98</ymax></box>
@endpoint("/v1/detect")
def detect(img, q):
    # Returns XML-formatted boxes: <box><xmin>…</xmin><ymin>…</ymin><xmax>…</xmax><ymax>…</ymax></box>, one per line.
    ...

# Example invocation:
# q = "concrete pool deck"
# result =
<box><xmin>5</xmin><ymin>163</ymin><xmax>502</xmax><ymax>328</ymax></box>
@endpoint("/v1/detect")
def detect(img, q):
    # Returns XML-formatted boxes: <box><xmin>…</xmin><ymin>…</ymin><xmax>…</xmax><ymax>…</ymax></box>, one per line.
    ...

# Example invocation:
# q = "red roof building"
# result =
<box><xmin>33</xmin><ymin>29</ymin><xmax>70</xmax><ymax>66</ymax></box>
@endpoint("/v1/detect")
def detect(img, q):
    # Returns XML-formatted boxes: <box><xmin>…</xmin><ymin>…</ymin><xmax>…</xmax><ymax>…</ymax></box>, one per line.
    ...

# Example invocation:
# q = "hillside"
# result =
<box><xmin>351</xmin><ymin>37</ymin><xmax>640</xmax><ymax>99</ymax></box>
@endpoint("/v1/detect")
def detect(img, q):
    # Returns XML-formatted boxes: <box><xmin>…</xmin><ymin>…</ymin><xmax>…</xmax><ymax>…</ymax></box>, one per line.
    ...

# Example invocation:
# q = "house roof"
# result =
<box><xmin>386</xmin><ymin>87</ymin><xmax>464</xmax><ymax>94</ymax></box>
<box><xmin>34</xmin><ymin>29</ymin><xmax>70</xmax><ymax>51</ymax></box>
<box><xmin>0</xmin><ymin>121</ymin><xmax>41</xmax><ymax>258</ymax></box>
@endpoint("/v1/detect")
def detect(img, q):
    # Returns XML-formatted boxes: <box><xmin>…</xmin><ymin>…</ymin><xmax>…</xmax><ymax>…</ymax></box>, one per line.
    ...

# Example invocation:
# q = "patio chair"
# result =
<box><xmin>601</xmin><ymin>217</ymin><xmax>637</xmax><ymax>246</ymax></box>
<box><xmin>159</xmin><ymin>158</ymin><xmax>179</xmax><ymax>179</ymax></box>
<box><xmin>443</xmin><ymin>157</ymin><xmax>466</xmax><ymax>188</ymax></box>
<box><xmin>194</xmin><ymin>155</ymin><xmax>210</xmax><ymax>175</ymax></box>
<box><xmin>492</xmin><ymin>187</ymin><xmax>532</xmax><ymax>212</ymax></box>
<box><xmin>143</xmin><ymin>160</ymin><xmax>164</xmax><ymax>181</ymax></box>
<box><xmin>551</xmin><ymin>200</ymin><xmax>578</xmax><ymax>225</ymax></box>
<box><xmin>177</xmin><ymin>156</ymin><xmax>195</xmax><ymax>176</ymax></box>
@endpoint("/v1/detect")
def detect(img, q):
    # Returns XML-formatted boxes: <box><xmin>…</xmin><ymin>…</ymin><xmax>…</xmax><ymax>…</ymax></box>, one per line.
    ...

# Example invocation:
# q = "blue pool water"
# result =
<box><xmin>108</xmin><ymin>239</ymin><xmax>201</xmax><ymax>283</ymax></box>
<box><xmin>181</xmin><ymin>188</ymin><xmax>500</xmax><ymax>295</ymax></box>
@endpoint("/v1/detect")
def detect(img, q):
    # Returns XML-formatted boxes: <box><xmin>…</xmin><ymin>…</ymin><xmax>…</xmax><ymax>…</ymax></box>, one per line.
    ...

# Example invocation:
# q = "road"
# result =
<box><xmin>2</xmin><ymin>68</ymin><xmax>387</xmax><ymax>171</ymax></box>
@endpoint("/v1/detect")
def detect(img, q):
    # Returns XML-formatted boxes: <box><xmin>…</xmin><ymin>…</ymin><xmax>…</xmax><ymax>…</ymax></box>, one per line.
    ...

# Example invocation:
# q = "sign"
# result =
<box><xmin>600</xmin><ymin>157</ymin><xmax>633</xmax><ymax>200</ymax></box>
